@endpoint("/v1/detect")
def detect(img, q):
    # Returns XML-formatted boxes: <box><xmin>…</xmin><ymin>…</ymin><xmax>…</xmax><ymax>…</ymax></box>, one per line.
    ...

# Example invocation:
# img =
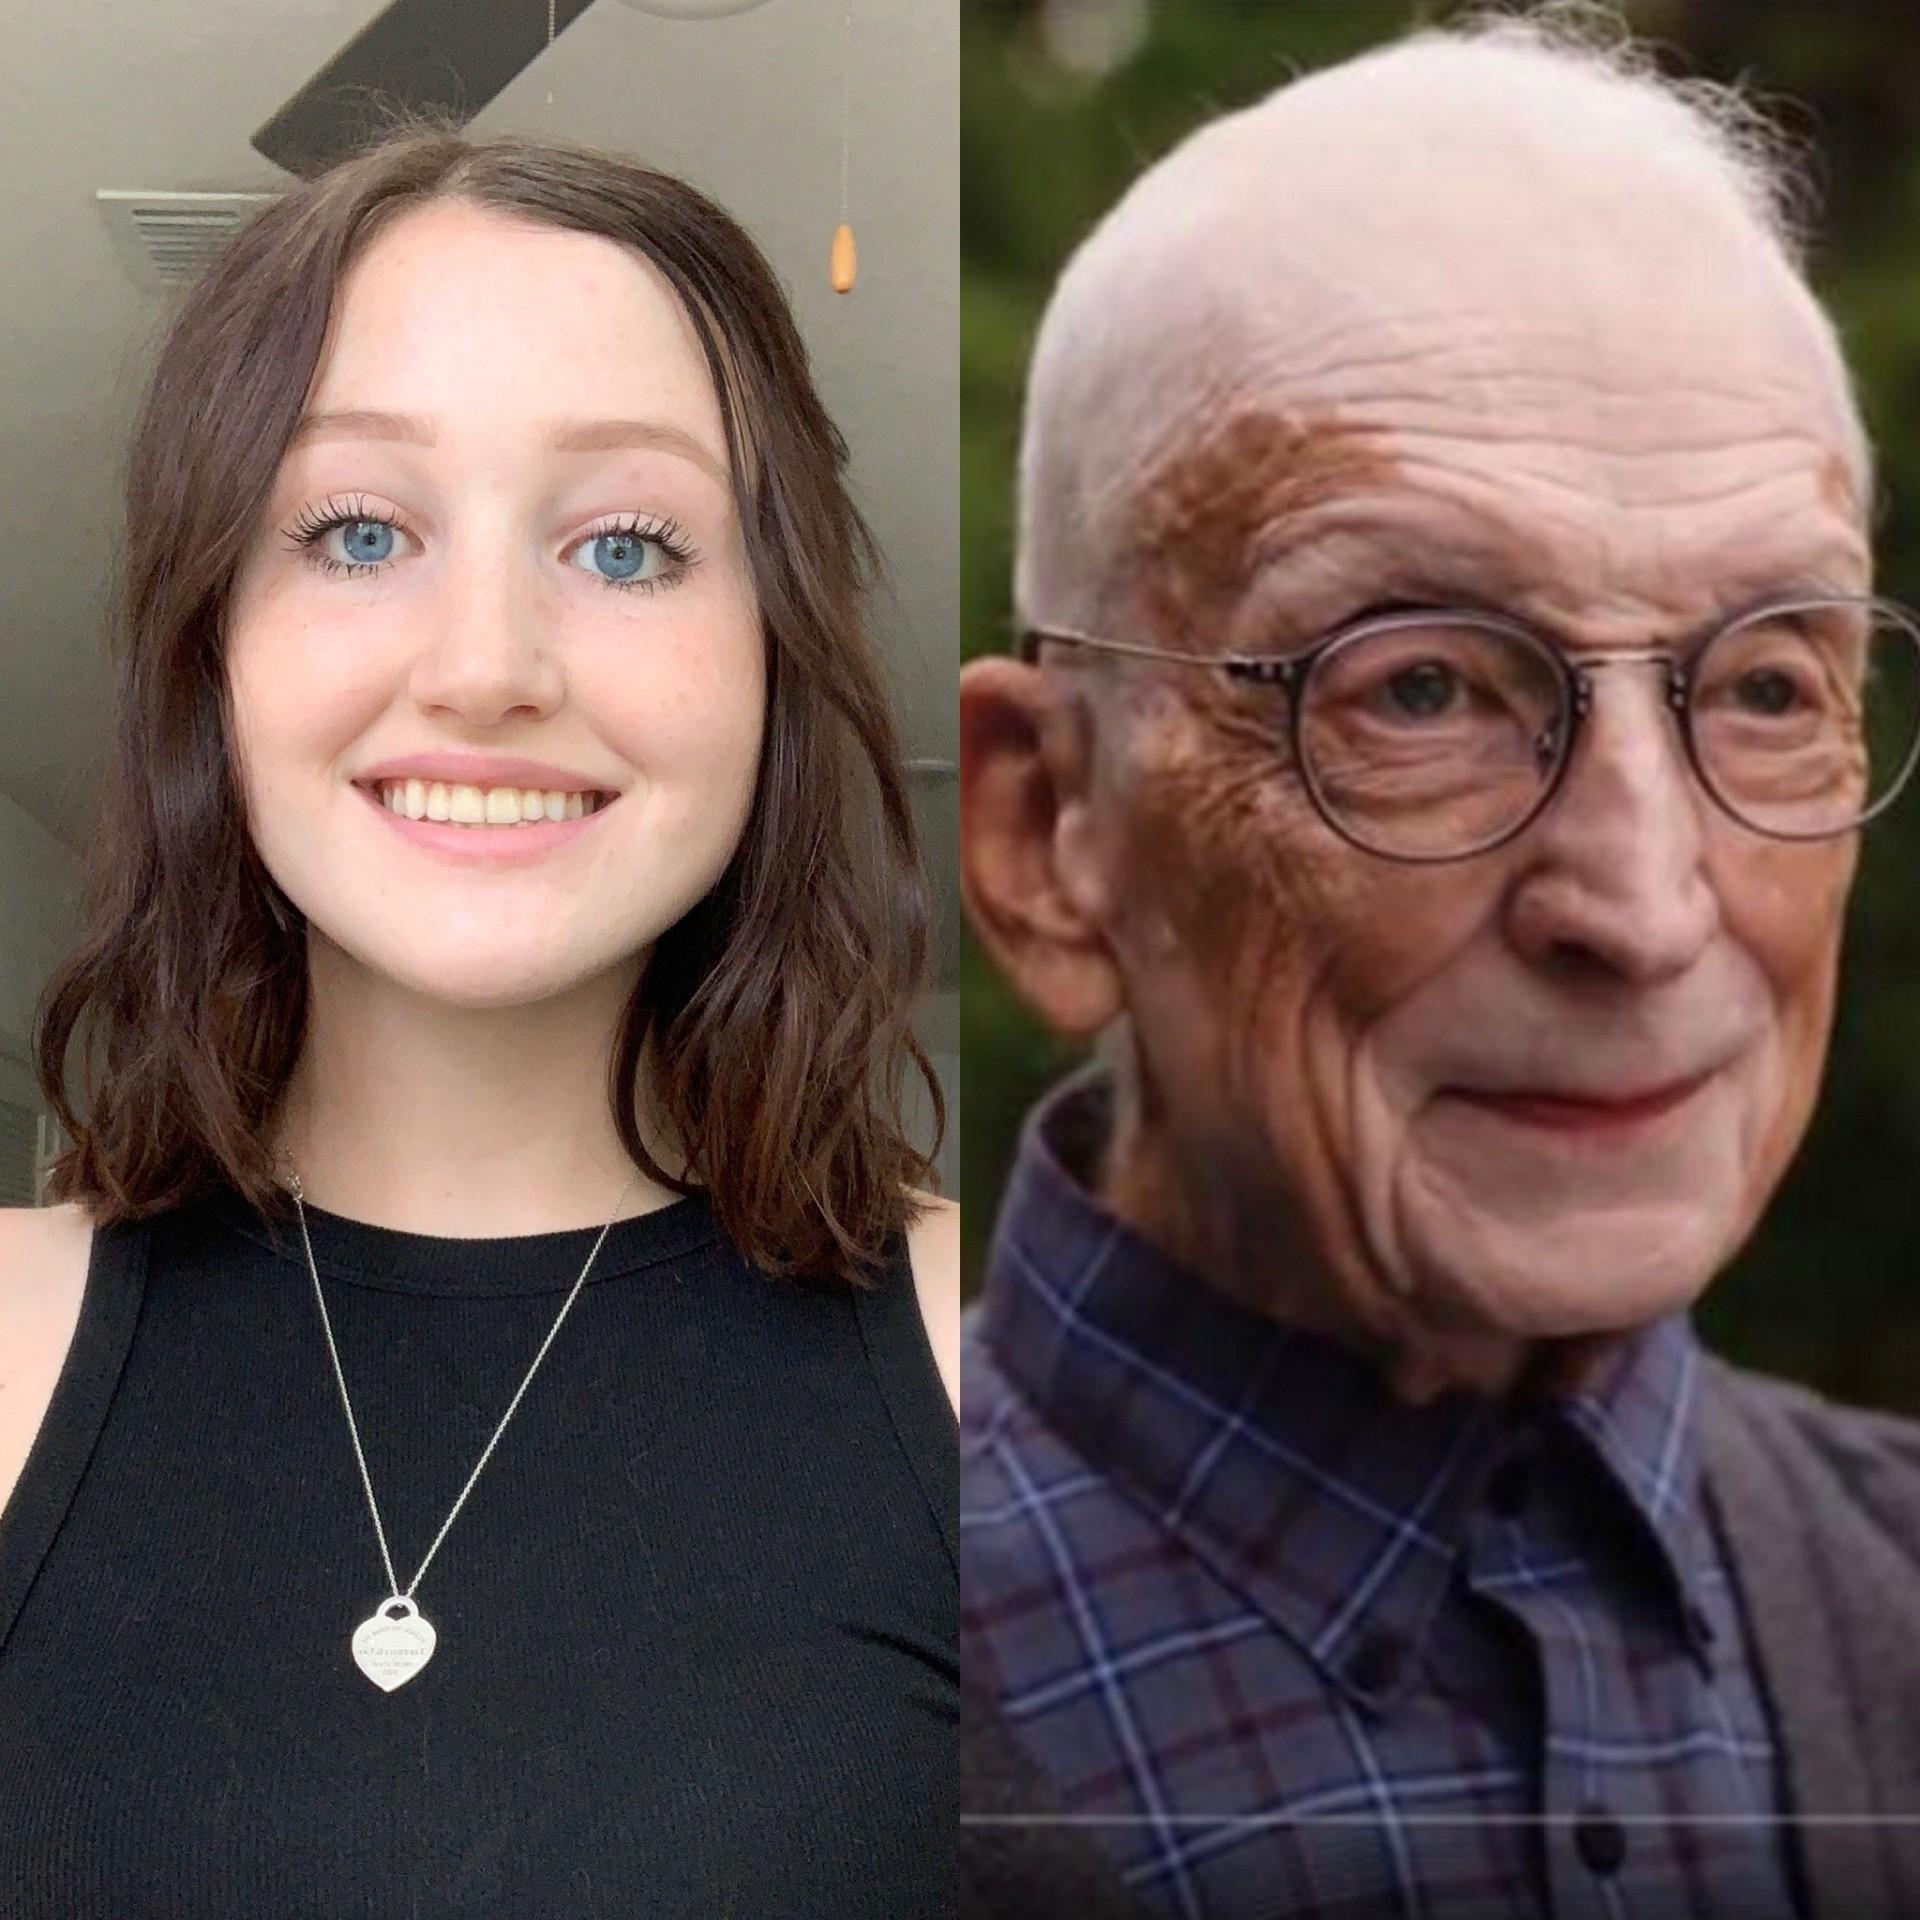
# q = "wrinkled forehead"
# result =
<box><xmin>1017</xmin><ymin>48</ymin><xmax>1871</xmax><ymax>632</ymax></box>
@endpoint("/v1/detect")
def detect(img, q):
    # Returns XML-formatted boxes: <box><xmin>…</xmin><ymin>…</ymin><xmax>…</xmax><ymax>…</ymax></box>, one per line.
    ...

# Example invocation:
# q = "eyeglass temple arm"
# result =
<box><xmin>1016</xmin><ymin>623</ymin><xmax>1307</xmax><ymax>688</ymax></box>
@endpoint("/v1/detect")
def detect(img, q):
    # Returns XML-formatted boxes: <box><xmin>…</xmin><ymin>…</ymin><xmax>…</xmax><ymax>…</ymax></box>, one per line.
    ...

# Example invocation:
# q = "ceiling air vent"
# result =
<box><xmin>95</xmin><ymin>190</ymin><xmax>281</xmax><ymax>291</ymax></box>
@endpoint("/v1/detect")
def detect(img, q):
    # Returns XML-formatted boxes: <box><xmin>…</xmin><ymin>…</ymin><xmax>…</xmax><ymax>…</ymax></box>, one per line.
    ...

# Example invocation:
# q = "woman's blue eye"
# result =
<box><xmin>569</xmin><ymin>527</ymin><xmax>672</xmax><ymax>588</ymax></box>
<box><xmin>285</xmin><ymin>500</ymin><xmax>696</xmax><ymax>596</ymax></box>
<box><xmin>332</xmin><ymin>519</ymin><xmax>397</xmax><ymax>567</ymax></box>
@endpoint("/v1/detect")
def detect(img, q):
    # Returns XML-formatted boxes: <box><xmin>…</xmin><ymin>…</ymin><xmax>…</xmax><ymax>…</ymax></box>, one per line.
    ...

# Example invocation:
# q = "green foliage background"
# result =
<box><xmin>961</xmin><ymin>0</ymin><xmax>1920</xmax><ymax>1415</ymax></box>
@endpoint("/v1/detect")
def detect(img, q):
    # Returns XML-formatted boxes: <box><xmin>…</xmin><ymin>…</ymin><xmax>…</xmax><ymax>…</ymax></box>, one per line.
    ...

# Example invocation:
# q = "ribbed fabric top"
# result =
<box><xmin>0</xmin><ymin>1182</ymin><xmax>956</xmax><ymax>1918</ymax></box>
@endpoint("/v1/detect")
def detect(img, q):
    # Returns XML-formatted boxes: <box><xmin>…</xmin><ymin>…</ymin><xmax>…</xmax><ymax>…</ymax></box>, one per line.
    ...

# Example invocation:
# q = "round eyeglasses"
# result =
<box><xmin>1019</xmin><ymin>595</ymin><xmax>1920</xmax><ymax>863</ymax></box>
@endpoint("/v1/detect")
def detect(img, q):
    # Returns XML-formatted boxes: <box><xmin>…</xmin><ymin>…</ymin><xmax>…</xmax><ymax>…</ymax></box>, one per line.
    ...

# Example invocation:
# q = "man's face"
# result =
<box><xmin>1062</xmin><ymin>186</ymin><xmax>1871</xmax><ymax>1368</ymax></box>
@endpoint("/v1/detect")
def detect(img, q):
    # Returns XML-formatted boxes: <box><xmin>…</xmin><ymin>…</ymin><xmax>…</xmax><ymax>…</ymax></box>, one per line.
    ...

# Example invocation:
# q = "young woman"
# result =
<box><xmin>0</xmin><ymin>119</ymin><xmax>956</xmax><ymax>1917</ymax></box>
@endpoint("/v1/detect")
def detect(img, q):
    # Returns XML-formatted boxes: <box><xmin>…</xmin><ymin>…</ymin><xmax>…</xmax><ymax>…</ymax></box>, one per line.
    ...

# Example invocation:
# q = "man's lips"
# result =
<box><xmin>1443</xmin><ymin>1072</ymin><xmax>1714</xmax><ymax>1132</ymax></box>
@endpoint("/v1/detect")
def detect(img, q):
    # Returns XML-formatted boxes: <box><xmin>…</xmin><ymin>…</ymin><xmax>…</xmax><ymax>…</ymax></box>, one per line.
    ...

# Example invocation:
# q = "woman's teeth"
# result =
<box><xmin>372</xmin><ymin>780</ymin><xmax>609</xmax><ymax>826</ymax></box>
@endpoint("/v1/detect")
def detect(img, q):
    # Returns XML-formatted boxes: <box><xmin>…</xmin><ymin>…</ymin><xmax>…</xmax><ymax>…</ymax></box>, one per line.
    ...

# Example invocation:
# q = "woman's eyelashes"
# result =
<box><xmin>279</xmin><ymin>493</ymin><xmax>700</xmax><ymax>597</ymax></box>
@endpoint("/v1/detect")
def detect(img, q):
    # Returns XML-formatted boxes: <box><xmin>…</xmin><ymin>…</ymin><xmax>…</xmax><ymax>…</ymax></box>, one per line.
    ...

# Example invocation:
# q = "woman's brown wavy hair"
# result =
<box><xmin>32</xmin><ymin>112</ymin><xmax>944</xmax><ymax>1287</ymax></box>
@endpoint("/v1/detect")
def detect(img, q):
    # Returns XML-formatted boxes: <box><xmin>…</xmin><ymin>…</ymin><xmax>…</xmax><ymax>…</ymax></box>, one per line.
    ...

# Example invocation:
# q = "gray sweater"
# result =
<box><xmin>961</xmin><ymin>1354</ymin><xmax>1920</xmax><ymax>1920</ymax></box>
<box><xmin>1700</xmin><ymin>1354</ymin><xmax>1920</xmax><ymax>1916</ymax></box>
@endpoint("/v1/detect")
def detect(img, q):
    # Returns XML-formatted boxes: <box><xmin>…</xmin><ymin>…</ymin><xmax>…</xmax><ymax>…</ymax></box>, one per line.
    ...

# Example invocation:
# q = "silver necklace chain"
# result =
<box><xmin>284</xmin><ymin>1163</ymin><xmax>641</xmax><ymax>1689</ymax></box>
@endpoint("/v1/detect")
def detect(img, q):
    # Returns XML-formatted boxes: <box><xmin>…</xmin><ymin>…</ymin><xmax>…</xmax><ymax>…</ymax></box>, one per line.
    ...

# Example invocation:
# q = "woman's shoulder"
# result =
<box><xmin>0</xmin><ymin>1202</ymin><xmax>96</xmax><ymax>1529</ymax></box>
<box><xmin>0</xmin><ymin>1200</ymin><xmax>95</xmax><ymax>1332</ymax></box>
<box><xmin>904</xmin><ymin>1189</ymin><xmax>959</xmax><ymax>1418</ymax></box>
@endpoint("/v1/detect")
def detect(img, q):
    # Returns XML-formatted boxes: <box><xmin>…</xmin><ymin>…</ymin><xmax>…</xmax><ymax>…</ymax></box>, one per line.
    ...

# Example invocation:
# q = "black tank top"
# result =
<box><xmin>0</xmin><ymin>1184</ymin><xmax>956</xmax><ymax>1917</ymax></box>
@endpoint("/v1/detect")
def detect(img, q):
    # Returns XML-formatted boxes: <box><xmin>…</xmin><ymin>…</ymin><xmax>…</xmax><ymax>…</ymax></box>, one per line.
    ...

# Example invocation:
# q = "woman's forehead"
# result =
<box><xmin>310</xmin><ymin>201</ymin><xmax>728</xmax><ymax>454</ymax></box>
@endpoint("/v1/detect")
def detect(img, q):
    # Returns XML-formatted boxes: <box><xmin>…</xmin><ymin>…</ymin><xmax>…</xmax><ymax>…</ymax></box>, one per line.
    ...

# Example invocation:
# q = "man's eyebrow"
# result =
<box><xmin>1235</xmin><ymin>520</ymin><xmax>1540</xmax><ymax>624</ymax></box>
<box><xmin>1249</xmin><ymin>515</ymin><xmax>1870</xmax><ymax>620</ymax></box>
<box><xmin>288</xmin><ymin>408</ymin><xmax>728</xmax><ymax>482</ymax></box>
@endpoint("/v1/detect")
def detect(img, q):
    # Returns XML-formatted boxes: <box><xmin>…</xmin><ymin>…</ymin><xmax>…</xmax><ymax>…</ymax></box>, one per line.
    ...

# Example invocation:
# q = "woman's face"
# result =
<box><xmin>225</xmin><ymin>198</ymin><xmax>765</xmax><ymax>1012</ymax></box>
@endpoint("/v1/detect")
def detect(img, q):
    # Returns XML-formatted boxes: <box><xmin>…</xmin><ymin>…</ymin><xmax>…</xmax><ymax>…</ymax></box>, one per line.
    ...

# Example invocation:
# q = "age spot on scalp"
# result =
<box><xmin>1107</xmin><ymin>404</ymin><xmax>1393</xmax><ymax>976</ymax></box>
<box><xmin>1125</xmin><ymin>404</ymin><xmax>1400</xmax><ymax>637</ymax></box>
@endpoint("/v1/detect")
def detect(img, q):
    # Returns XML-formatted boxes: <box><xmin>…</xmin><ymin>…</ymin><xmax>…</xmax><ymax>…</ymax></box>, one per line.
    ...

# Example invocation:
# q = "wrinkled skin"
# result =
<box><xmin>961</xmin><ymin>54</ymin><xmax>1871</xmax><ymax>1402</ymax></box>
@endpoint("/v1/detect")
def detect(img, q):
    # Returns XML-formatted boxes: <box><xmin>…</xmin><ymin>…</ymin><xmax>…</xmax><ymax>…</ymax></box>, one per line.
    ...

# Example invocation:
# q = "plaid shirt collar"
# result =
<box><xmin>978</xmin><ymin>1064</ymin><xmax>1719</xmax><ymax>1709</ymax></box>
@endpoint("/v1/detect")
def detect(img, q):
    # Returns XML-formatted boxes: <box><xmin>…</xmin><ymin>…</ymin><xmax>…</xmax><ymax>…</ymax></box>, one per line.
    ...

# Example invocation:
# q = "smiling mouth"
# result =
<box><xmin>1445</xmin><ymin>1074</ymin><xmax>1712</xmax><ymax>1132</ymax></box>
<box><xmin>352</xmin><ymin>780</ymin><xmax>618</xmax><ymax>824</ymax></box>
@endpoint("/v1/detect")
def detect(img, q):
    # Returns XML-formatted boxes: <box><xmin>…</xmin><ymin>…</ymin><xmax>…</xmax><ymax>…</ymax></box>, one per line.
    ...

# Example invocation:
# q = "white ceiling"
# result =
<box><xmin>0</xmin><ymin>0</ymin><xmax>956</xmax><ymax>954</ymax></box>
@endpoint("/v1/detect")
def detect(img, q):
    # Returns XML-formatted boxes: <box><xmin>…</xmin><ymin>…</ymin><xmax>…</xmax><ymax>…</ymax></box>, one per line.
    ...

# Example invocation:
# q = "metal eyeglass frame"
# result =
<box><xmin>1017</xmin><ymin>594</ymin><xmax>1920</xmax><ymax>864</ymax></box>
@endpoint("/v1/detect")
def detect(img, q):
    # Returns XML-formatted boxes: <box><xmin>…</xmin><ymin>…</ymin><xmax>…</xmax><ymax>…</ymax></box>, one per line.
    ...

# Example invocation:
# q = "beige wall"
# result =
<box><xmin>0</xmin><ymin>791</ymin><xmax>78</xmax><ymax>1202</ymax></box>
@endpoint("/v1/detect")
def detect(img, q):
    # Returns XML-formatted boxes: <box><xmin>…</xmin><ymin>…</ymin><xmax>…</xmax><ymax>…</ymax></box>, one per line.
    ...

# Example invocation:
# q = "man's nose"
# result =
<box><xmin>1502</xmin><ymin>667</ymin><xmax>1721</xmax><ymax>985</ymax></box>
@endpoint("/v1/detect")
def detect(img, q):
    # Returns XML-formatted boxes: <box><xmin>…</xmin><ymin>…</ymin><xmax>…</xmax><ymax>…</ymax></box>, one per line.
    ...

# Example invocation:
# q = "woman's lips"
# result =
<box><xmin>353</xmin><ymin>780</ymin><xmax>615</xmax><ymax>863</ymax></box>
<box><xmin>1444</xmin><ymin>1073</ymin><xmax>1713</xmax><ymax>1133</ymax></box>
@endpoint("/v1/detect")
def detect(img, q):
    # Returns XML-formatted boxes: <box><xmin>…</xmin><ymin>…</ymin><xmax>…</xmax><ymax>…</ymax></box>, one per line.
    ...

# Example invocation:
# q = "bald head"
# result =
<box><xmin>1017</xmin><ymin>14</ymin><xmax>1871</xmax><ymax>635</ymax></box>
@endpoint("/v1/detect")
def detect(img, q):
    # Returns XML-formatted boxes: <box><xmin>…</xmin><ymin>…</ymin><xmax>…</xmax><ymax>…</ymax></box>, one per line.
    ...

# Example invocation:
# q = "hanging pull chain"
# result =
<box><xmin>831</xmin><ymin>1</ymin><xmax>858</xmax><ymax>293</ymax></box>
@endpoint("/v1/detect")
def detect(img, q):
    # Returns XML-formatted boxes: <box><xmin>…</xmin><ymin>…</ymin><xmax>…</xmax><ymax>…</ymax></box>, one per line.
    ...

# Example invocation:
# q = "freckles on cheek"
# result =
<box><xmin>653</xmin><ymin>642</ymin><xmax>764</xmax><ymax>757</ymax></box>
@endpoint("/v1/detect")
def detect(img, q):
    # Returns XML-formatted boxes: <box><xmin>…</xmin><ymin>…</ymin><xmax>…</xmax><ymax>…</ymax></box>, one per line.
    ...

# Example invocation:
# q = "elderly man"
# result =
<box><xmin>958</xmin><ymin>16</ymin><xmax>1920</xmax><ymax>1920</ymax></box>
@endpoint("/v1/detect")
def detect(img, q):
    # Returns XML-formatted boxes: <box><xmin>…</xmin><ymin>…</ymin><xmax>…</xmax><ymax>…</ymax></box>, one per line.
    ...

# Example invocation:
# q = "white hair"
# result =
<box><xmin>1015</xmin><ymin>0</ymin><xmax>1873</xmax><ymax>636</ymax></box>
<box><xmin>1450</xmin><ymin>0</ymin><xmax>1819</xmax><ymax>259</ymax></box>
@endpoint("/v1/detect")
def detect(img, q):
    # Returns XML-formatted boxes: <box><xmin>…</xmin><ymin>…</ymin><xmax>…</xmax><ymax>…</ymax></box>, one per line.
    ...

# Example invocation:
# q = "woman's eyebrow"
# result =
<box><xmin>290</xmin><ymin>408</ymin><xmax>727</xmax><ymax>483</ymax></box>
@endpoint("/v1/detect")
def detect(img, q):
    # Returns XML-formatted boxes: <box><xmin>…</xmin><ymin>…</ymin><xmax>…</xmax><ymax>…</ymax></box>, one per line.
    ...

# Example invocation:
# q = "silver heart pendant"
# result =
<box><xmin>351</xmin><ymin>1595</ymin><xmax>437</xmax><ymax>1691</ymax></box>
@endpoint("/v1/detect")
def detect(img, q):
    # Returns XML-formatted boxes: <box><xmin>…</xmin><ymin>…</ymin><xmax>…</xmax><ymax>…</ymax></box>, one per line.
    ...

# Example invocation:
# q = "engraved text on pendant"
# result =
<box><xmin>351</xmin><ymin>1595</ymin><xmax>437</xmax><ymax>1690</ymax></box>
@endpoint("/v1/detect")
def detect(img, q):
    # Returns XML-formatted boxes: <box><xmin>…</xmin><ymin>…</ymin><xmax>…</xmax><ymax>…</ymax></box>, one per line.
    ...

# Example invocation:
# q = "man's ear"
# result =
<box><xmin>959</xmin><ymin>656</ymin><xmax>1125</xmax><ymax>1037</ymax></box>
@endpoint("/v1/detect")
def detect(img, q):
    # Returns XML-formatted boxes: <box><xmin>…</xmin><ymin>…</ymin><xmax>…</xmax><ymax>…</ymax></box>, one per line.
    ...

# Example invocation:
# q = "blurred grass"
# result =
<box><xmin>960</xmin><ymin>0</ymin><xmax>1920</xmax><ymax>1416</ymax></box>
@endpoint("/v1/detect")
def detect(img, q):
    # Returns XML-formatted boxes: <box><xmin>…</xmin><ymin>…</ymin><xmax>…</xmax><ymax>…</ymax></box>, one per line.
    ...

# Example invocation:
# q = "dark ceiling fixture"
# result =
<box><xmin>616</xmin><ymin>1</ymin><xmax>780</xmax><ymax>14</ymax></box>
<box><xmin>251</xmin><ymin>0</ymin><xmax>824</xmax><ymax>276</ymax></box>
<box><xmin>250</xmin><ymin>0</ymin><xmax>600</xmax><ymax>179</ymax></box>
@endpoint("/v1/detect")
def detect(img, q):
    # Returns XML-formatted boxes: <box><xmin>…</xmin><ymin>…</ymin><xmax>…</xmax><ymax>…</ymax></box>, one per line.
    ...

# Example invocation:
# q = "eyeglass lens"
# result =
<box><xmin>1291</xmin><ymin>601</ymin><xmax>1920</xmax><ymax>859</ymax></box>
